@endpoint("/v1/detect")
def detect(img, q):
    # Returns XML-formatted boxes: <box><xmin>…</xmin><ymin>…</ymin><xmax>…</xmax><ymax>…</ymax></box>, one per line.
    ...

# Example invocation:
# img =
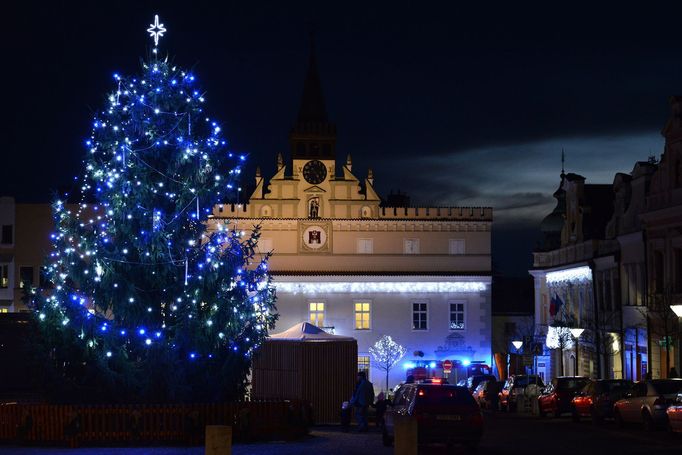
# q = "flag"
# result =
<box><xmin>549</xmin><ymin>293</ymin><xmax>564</xmax><ymax>317</ymax></box>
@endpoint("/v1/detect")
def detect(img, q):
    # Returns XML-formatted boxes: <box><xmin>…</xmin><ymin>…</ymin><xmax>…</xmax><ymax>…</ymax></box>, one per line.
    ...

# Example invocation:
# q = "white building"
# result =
<box><xmin>208</xmin><ymin>49</ymin><xmax>493</xmax><ymax>391</ymax></box>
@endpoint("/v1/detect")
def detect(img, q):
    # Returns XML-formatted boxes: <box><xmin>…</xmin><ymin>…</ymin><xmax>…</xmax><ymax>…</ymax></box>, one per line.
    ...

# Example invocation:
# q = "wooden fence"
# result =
<box><xmin>0</xmin><ymin>400</ymin><xmax>310</xmax><ymax>446</ymax></box>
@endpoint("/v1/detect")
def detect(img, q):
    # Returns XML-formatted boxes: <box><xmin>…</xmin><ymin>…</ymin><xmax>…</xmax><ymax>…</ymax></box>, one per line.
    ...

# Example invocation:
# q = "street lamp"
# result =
<box><xmin>570</xmin><ymin>328</ymin><xmax>584</xmax><ymax>376</ymax></box>
<box><xmin>671</xmin><ymin>305</ymin><xmax>682</xmax><ymax>378</ymax></box>
<box><xmin>509</xmin><ymin>340</ymin><xmax>523</xmax><ymax>376</ymax></box>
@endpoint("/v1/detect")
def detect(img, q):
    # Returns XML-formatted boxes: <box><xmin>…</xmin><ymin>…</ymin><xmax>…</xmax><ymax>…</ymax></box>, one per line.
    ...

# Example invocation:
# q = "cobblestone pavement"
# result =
<box><xmin>1</xmin><ymin>412</ymin><xmax>682</xmax><ymax>454</ymax></box>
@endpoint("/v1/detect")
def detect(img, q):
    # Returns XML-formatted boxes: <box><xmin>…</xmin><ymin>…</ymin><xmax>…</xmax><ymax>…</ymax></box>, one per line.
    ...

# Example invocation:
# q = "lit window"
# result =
<box><xmin>358</xmin><ymin>355</ymin><xmax>370</xmax><ymax>379</ymax></box>
<box><xmin>412</xmin><ymin>302</ymin><xmax>428</xmax><ymax>330</ymax></box>
<box><xmin>309</xmin><ymin>302</ymin><xmax>325</xmax><ymax>327</ymax></box>
<box><xmin>0</xmin><ymin>308</ymin><xmax>7</xmax><ymax>313</ymax></box>
<box><xmin>357</xmin><ymin>239</ymin><xmax>373</xmax><ymax>254</ymax></box>
<box><xmin>354</xmin><ymin>302</ymin><xmax>371</xmax><ymax>330</ymax></box>
<box><xmin>0</xmin><ymin>265</ymin><xmax>8</xmax><ymax>289</ymax></box>
<box><xmin>449</xmin><ymin>302</ymin><xmax>465</xmax><ymax>330</ymax></box>
<box><xmin>449</xmin><ymin>239</ymin><xmax>465</xmax><ymax>255</ymax></box>
<box><xmin>404</xmin><ymin>239</ymin><xmax>420</xmax><ymax>254</ymax></box>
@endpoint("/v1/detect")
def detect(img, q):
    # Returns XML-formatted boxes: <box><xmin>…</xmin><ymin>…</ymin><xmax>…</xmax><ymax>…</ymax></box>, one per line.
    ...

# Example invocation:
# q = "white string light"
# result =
<box><xmin>274</xmin><ymin>280</ymin><xmax>487</xmax><ymax>294</ymax></box>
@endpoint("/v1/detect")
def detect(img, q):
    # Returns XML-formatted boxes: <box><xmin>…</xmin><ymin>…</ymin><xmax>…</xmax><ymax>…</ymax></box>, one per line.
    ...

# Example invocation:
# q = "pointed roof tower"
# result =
<box><xmin>290</xmin><ymin>36</ymin><xmax>337</xmax><ymax>161</ymax></box>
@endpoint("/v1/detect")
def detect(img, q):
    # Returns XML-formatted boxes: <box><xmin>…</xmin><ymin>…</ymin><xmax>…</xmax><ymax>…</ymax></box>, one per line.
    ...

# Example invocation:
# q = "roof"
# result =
<box><xmin>268</xmin><ymin>322</ymin><xmax>356</xmax><ymax>342</ymax></box>
<box><xmin>297</xmin><ymin>46</ymin><xmax>328</xmax><ymax>124</ymax></box>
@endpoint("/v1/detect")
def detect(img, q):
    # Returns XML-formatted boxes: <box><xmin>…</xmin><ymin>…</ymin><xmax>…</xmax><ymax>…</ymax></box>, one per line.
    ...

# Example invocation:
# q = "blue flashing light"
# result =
<box><xmin>429</xmin><ymin>362</ymin><xmax>436</xmax><ymax>369</ymax></box>
<box><xmin>139</xmin><ymin>328</ymin><xmax>146</xmax><ymax>335</ymax></box>
<box><xmin>189</xmin><ymin>353</ymin><xmax>196</xmax><ymax>359</ymax></box>
<box><xmin>404</xmin><ymin>361</ymin><xmax>416</xmax><ymax>369</ymax></box>
<box><xmin>462</xmin><ymin>359</ymin><xmax>471</xmax><ymax>367</ymax></box>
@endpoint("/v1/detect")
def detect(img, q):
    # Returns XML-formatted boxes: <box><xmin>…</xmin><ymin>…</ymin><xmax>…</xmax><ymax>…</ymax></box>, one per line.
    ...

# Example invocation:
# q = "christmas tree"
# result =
<box><xmin>33</xmin><ymin>18</ymin><xmax>277</xmax><ymax>403</ymax></box>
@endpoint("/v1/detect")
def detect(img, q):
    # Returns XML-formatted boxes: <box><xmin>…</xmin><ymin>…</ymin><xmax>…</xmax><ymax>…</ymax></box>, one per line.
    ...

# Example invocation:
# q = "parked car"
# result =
<box><xmin>473</xmin><ymin>380</ymin><xmax>503</xmax><ymax>410</ymax></box>
<box><xmin>466</xmin><ymin>374</ymin><xmax>497</xmax><ymax>393</ymax></box>
<box><xmin>613</xmin><ymin>379</ymin><xmax>682</xmax><ymax>431</ymax></box>
<box><xmin>538</xmin><ymin>376</ymin><xmax>591</xmax><ymax>417</ymax></box>
<box><xmin>571</xmin><ymin>379</ymin><xmax>633</xmax><ymax>423</ymax></box>
<box><xmin>666</xmin><ymin>394</ymin><xmax>682</xmax><ymax>433</ymax></box>
<box><xmin>498</xmin><ymin>374</ymin><xmax>545</xmax><ymax>412</ymax></box>
<box><xmin>382</xmin><ymin>383</ymin><xmax>483</xmax><ymax>451</ymax></box>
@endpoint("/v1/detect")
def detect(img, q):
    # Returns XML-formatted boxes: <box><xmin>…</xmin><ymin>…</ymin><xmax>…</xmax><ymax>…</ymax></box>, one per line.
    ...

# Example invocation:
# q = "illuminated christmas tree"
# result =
<box><xmin>33</xmin><ymin>17</ymin><xmax>277</xmax><ymax>403</ymax></box>
<box><xmin>369</xmin><ymin>335</ymin><xmax>406</xmax><ymax>392</ymax></box>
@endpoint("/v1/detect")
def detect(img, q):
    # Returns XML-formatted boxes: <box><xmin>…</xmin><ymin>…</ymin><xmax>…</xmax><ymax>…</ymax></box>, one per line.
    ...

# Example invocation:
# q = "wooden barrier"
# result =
<box><xmin>0</xmin><ymin>400</ymin><xmax>307</xmax><ymax>447</ymax></box>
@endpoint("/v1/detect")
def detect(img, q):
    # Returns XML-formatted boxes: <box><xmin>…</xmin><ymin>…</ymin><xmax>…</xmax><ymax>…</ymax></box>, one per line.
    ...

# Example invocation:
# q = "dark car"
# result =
<box><xmin>498</xmin><ymin>375</ymin><xmax>545</xmax><ymax>412</ymax></box>
<box><xmin>466</xmin><ymin>374</ymin><xmax>497</xmax><ymax>393</ymax></box>
<box><xmin>383</xmin><ymin>383</ymin><xmax>483</xmax><ymax>452</ymax></box>
<box><xmin>473</xmin><ymin>380</ymin><xmax>503</xmax><ymax>410</ymax></box>
<box><xmin>538</xmin><ymin>376</ymin><xmax>591</xmax><ymax>418</ymax></box>
<box><xmin>571</xmin><ymin>379</ymin><xmax>633</xmax><ymax>423</ymax></box>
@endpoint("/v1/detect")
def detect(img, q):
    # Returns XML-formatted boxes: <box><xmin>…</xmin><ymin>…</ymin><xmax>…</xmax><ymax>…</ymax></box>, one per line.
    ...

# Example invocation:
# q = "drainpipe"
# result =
<box><xmin>643</xmin><ymin>229</ymin><xmax>652</xmax><ymax>378</ymax></box>
<box><xmin>590</xmin><ymin>260</ymin><xmax>602</xmax><ymax>379</ymax></box>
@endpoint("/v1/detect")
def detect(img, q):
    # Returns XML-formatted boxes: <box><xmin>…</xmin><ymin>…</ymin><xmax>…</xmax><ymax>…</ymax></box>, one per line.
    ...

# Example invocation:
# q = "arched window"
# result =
<box><xmin>260</xmin><ymin>205</ymin><xmax>272</xmax><ymax>217</ymax></box>
<box><xmin>361</xmin><ymin>206</ymin><xmax>372</xmax><ymax>218</ymax></box>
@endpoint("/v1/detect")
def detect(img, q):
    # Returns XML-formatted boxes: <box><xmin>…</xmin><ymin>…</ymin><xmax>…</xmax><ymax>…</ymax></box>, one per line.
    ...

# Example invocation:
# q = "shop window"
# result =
<box><xmin>358</xmin><ymin>355</ymin><xmax>370</xmax><ymax>380</ymax></box>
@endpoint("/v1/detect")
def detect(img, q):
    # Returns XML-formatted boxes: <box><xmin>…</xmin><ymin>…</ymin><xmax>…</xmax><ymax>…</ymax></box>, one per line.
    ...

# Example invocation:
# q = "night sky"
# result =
<box><xmin>4</xmin><ymin>2</ymin><xmax>682</xmax><ymax>276</ymax></box>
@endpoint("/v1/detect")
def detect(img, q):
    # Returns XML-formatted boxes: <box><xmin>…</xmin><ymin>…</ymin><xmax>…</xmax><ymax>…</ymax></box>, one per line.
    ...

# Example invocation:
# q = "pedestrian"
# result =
<box><xmin>373</xmin><ymin>392</ymin><xmax>390</xmax><ymax>430</ymax></box>
<box><xmin>350</xmin><ymin>371</ymin><xmax>374</xmax><ymax>432</ymax></box>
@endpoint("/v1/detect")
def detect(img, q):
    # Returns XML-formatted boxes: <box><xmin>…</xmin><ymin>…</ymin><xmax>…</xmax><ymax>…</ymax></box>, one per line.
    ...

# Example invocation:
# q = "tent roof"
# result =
<box><xmin>269</xmin><ymin>322</ymin><xmax>355</xmax><ymax>342</ymax></box>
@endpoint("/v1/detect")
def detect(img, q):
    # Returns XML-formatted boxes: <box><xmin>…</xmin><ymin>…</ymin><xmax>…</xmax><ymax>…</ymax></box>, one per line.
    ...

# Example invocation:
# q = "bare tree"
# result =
<box><xmin>639</xmin><ymin>286</ymin><xmax>678</xmax><ymax>377</ymax></box>
<box><xmin>369</xmin><ymin>335</ymin><xmax>407</xmax><ymax>392</ymax></box>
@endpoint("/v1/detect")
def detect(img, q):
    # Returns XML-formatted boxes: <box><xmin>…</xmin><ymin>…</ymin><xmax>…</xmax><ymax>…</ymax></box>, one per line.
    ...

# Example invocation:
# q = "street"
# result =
<box><xmin>0</xmin><ymin>411</ymin><xmax>680</xmax><ymax>454</ymax></box>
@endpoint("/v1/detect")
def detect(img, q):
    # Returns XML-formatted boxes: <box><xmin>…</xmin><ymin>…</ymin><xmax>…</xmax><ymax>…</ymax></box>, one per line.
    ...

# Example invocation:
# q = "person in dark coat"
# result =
<box><xmin>350</xmin><ymin>371</ymin><xmax>374</xmax><ymax>432</ymax></box>
<box><xmin>373</xmin><ymin>392</ymin><xmax>390</xmax><ymax>429</ymax></box>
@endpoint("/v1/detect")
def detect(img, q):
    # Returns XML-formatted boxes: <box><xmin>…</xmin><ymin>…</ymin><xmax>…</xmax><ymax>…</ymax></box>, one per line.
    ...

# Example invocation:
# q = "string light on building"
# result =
<box><xmin>546</xmin><ymin>266</ymin><xmax>592</xmax><ymax>284</ymax></box>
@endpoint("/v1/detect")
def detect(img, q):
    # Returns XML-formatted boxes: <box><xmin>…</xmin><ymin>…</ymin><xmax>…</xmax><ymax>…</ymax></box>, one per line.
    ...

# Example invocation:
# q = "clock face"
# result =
<box><xmin>302</xmin><ymin>160</ymin><xmax>327</xmax><ymax>185</ymax></box>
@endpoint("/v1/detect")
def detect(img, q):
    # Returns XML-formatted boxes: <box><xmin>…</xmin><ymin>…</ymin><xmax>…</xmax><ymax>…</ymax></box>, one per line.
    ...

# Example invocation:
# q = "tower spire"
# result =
<box><xmin>289</xmin><ymin>35</ymin><xmax>337</xmax><ymax>160</ymax></box>
<box><xmin>561</xmin><ymin>148</ymin><xmax>566</xmax><ymax>178</ymax></box>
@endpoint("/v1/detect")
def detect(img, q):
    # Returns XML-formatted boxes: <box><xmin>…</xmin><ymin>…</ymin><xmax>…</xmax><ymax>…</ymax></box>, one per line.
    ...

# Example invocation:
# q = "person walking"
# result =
<box><xmin>350</xmin><ymin>371</ymin><xmax>374</xmax><ymax>432</ymax></box>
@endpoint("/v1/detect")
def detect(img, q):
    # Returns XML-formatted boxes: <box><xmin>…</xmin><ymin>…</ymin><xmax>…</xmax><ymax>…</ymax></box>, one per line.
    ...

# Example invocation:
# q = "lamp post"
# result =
<box><xmin>570</xmin><ymin>328</ymin><xmax>584</xmax><ymax>376</ymax></box>
<box><xmin>512</xmin><ymin>340</ymin><xmax>523</xmax><ymax>375</ymax></box>
<box><xmin>671</xmin><ymin>305</ymin><xmax>682</xmax><ymax>377</ymax></box>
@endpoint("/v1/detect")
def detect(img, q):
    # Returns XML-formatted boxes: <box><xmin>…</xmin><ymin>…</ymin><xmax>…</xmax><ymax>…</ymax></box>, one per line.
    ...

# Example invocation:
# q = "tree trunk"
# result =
<box><xmin>558</xmin><ymin>346</ymin><xmax>564</xmax><ymax>376</ymax></box>
<box><xmin>386</xmin><ymin>369</ymin><xmax>389</xmax><ymax>392</ymax></box>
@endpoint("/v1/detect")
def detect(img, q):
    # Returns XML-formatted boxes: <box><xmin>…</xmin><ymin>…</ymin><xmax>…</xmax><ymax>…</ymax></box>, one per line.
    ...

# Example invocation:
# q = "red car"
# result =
<box><xmin>571</xmin><ymin>379</ymin><xmax>632</xmax><ymax>423</ymax></box>
<box><xmin>538</xmin><ymin>376</ymin><xmax>590</xmax><ymax>418</ymax></box>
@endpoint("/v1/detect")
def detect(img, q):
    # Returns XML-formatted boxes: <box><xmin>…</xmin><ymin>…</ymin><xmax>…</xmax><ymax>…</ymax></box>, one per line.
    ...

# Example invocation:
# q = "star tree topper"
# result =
<box><xmin>147</xmin><ymin>14</ymin><xmax>167</xmax><ymax>47</ymax></box>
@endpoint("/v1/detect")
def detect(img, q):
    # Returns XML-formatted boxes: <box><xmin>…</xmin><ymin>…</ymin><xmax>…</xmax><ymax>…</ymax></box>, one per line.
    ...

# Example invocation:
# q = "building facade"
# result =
<box><xmin>532</xmin><ymin>97</ymin><xmax>682</xmax><ymax>381</ymax></box>
<box><xmin>0</xmin><ymin>197</ymin><xmax>54</xmax><ymax>313</ymax></box>
<box><xmin>208</xmin><ymin>50</ymin><xmax>493</xmax><ymax>391</ymax></box>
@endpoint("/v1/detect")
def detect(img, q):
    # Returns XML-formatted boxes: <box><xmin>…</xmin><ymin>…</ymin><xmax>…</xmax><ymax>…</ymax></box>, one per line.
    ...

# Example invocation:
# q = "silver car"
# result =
<box><xmin>613</xmin><ymin>379</ymin><xmax>682</xmax><ymax>431</ymax></box>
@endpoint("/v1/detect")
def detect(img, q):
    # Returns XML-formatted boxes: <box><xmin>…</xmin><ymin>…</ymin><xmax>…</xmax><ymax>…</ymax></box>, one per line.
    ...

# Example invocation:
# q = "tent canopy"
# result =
<box><xmin>269</xmin><ymin>322</ymin><xmax>355</xmax><ymax>342</ymax></box>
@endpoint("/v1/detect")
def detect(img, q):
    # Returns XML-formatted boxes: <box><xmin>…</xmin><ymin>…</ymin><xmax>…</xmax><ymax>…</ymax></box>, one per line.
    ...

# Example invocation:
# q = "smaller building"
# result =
<box><xmin>0</xmin><ymin>197</ymin><xmax>55</xmax><ymax>313</ymax></box>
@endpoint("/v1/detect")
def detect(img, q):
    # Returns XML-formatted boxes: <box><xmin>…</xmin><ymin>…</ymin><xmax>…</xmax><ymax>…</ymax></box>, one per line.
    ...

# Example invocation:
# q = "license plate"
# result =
<box><xmin>436</xmin><ymin>415</ymin><xmax>461</xmax><ymax>421</ymax></box>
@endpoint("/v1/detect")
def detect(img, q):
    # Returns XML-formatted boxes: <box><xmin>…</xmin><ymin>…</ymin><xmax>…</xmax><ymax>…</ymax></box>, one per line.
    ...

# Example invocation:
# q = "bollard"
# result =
<box><xmin>205</xmin><ymin>425</ymin><xmax>231</xmax><ymax>455</ymax></box>
<box><xmin>393</xmin><ymin>414</ymin><xmax>417</xmax><ymax>455</ymax></box>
